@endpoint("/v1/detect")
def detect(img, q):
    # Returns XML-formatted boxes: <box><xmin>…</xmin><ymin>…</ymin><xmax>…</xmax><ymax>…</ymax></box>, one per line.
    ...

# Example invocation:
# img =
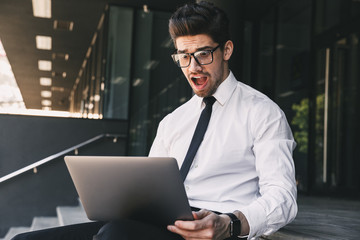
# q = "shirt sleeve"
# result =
<box><xmin>148</xmin><ymin>116</ymin><xmax>170</xmax><ymax>157</ymax></box>
<box><xmin>241</xmin><ymin>101</ymin><xmax>298</xmax><ymax>239</ymax></box>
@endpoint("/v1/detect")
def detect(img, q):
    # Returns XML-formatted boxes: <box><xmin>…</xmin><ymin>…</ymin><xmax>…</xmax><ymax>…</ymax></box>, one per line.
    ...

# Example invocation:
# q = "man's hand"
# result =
<box><xmin>167</xmin><ymin>209</ymin><xmax>231</xmax><ymax>240</ymax></box>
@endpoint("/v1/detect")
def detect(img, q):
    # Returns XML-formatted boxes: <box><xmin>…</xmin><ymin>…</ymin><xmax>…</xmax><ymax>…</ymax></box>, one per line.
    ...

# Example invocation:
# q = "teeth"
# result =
<box><xmin>191</xmin><ymin>76</ymin><xmax>206</xmax><ymax>86</ymax></box>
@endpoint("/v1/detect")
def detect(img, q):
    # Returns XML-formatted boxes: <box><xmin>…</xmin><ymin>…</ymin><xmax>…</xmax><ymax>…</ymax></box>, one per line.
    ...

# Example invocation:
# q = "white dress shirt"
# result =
<box><xmin>149</xmin><ymin>71</ymin><xmax>297</xmax><ymax>239</ymax></box>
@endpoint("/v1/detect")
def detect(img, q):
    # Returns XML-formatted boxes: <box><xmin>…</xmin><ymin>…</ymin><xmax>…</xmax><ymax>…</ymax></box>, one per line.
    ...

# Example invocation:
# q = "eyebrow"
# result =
<box><xmin>177</xmin><ymin>45</ymin><xmax>213</xmax><ymax>54</ymax></box>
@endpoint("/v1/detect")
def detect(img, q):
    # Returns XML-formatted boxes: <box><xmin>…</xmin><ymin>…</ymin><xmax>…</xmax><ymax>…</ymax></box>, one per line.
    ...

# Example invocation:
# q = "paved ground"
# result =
<box><xmin>265</xmin><ymin>196</ymin><xmax>360</xmax><ymax>240</ymax></box>
<box><xmin>2</xmin><ymin>195</ymin><xmax>359</xmax><ymax>240</ymax></box>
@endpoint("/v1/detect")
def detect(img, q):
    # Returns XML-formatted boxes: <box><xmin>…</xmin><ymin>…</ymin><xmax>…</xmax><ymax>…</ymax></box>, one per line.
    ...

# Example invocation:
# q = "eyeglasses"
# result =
<box><xmin>171</xmin><ymin>45</ymin><xmax>220</xmax><ymax>68</ymax></box>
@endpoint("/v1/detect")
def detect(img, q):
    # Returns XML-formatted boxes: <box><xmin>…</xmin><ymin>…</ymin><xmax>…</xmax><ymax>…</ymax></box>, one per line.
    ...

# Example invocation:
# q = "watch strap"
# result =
<box><xmin>224</xmin><ymin>212</ymin><xmax>241</xmax><ymax>237</ymax></box>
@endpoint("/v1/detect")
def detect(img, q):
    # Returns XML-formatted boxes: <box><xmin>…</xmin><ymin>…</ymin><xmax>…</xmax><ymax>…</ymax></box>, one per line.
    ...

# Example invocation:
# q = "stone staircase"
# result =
<box><xmin>0</xmin><ymin>199</ymin><xmax>91</xmax><ymax>240</ymax></box>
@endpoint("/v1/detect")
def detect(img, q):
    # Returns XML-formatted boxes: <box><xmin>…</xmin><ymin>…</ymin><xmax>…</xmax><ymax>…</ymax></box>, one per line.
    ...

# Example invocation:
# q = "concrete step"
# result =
<box><xmin>30</xmin><ymin>216</ymin><xmax>60</xmax><ymax>231</ymax></box>
<box><xmin>1</xmin><ymin>199</ymin><xmax>90</xmax><ymax>240</ymax></box>
<box><xmin>0</xmin><ymin>227</ymin><xmax>31</xmax><ymax>240</ymax></box>
<box><xmin>56</xmin><ymin>203</ymin><xmax>92</xmax><ymax>226</ymax></box>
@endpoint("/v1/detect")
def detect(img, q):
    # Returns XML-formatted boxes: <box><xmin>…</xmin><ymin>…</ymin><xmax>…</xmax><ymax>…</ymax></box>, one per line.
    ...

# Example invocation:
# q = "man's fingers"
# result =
<box><xmin>173</xmin><ymin>211</ymin><xmax>217</xmax><ymax>231</ymax></box>
<box><xmin>168</xmin><ymin>211</ymin><xmax>224</xmax><ymax>239</ymax></box>
<box><xmin>193</xmin><ymin>209</ymin><xmax>212</xmax><ymax>220</ymax></box>
<box><xmin>192</xmin><ymin>211</ymin><xmax>200</xmax><ymax>220</ymax></box>
<box><xmin>167</xmin><ymin>225</ymin><xmax>214</xmax><ymax>239</ymax></box>
<box><xmin>174</xmin><ymin>219</ymin><xmax>204</xmax><ymax>230</ymax></box>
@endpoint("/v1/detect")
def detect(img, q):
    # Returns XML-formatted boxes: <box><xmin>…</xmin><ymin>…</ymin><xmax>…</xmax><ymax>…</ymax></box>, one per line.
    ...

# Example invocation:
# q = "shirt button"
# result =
<box><xmin>185</xmin><ymin>186</ymin><xmax>190</xmax><ymax>191</ymax></box>
<box><xmin>194</xmin><ymin>165</ymin><xmax>198</xmax><ymax>168</ymax></box>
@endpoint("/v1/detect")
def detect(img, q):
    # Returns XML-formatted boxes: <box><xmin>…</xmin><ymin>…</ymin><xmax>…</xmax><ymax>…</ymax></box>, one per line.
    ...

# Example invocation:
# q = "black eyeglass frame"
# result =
<box><xmin>171</xmin><ymin>44</ymin><xmax>220</xmax><ymax>68</ymax></box>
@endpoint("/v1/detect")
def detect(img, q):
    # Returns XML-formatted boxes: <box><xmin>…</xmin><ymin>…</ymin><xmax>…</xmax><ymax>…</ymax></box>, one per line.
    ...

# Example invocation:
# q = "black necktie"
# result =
<box><xmin>180</xmin><ymin>96</ymin><xmax>216</xmax><ymax>181</ymax></box>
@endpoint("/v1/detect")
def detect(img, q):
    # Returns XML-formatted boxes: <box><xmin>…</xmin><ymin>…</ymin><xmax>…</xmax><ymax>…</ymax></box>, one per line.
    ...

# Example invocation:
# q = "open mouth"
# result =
<box><xmin>191</xmin><ymin>76</ymin><xmax>208</xmax><ymax>87</ymax></box>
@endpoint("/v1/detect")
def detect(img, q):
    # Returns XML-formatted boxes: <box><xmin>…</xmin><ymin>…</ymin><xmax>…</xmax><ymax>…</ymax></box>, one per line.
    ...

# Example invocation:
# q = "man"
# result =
<box><xmin>13</xmin><ymin>1</ymin><xmax>297</xmax><ymax>240</ymax></box>
<box><xmin>96</xmin><ymin>1</ymin><xmax>297</xmax><ymax>239</ymax></box>
<box><xmin>149</xmin><ymin>1</ymin><xmax>297</xmax><ymax>239</ymax></box>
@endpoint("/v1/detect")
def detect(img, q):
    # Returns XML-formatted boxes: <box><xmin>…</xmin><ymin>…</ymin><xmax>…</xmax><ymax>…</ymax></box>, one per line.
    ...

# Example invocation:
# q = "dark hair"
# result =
<box><xmin>169</xmin><ymin>1</ymin><xmax>230</xmax><ymax>49</ymax></box>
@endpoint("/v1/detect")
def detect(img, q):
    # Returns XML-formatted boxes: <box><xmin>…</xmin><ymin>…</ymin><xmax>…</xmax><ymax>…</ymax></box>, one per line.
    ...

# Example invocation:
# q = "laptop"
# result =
<box><xmin>64</xmin><ymin>156</ymin><xmax>193</xmax><ymax>227</ymax></box>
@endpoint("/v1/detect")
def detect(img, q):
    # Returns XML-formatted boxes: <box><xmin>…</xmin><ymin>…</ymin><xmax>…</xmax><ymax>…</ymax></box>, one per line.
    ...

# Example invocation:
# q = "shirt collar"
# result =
<box><xmin>213</xmin><ymin>71</ymin><xmax>237</xmax><ymax>106</ymax></box>
<box><xmin>194</xmin><ymin>70</ymin><xmax>238</xmax><ymax>109</ymax></box>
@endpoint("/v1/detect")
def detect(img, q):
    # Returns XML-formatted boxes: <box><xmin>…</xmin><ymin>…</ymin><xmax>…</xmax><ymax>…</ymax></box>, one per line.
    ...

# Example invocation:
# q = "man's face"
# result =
<box><xmin>175</xmin><ymin>34</ymin><xmax>231</xmax><ymax>98</ymax></box>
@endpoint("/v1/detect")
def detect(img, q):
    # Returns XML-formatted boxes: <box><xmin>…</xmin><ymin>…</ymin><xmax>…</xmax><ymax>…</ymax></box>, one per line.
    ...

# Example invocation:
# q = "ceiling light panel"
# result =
<box><xmin>36</xmin><ymin>35</ymin><xmax>52</xmax><ymax>50</ymax></box>
<box><xmin>41</xmin><ymin>90</ymin><xmax>52</xmax><ymax>98</ymax></box>
<box><xmin>38</xmin><ymin>60</ymin><xmax>52</xmax><ymax>71</ymax></box>
<box><xmin>94</xmin><ymin>95</ymin><xmax>100</xmax><ymax>102</ymax></box>
<box><xmin>32</xmin><ymin>0</ymin><xmax>51</xmax><ymax>18</ymax></box>
<box><xmin>41</xmin><ymin>99</ymin><xmax>52</xmax><ymax>106</ymax></box>
<box><xmin>40</xmin><ymin>77</ymin><xmax>52</xmax><ymax>86</ymax></box>
<box><xmin>42</xmin><ymin>107</ymin><xmax>52</xmax><ymax>111</ymax></box>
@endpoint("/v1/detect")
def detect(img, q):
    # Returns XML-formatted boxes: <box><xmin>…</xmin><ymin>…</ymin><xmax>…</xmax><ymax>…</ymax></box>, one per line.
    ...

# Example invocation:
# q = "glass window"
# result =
<box><xmin>351</xmin><ymin>1</ymin><xmax>360</xmax><ymax>17</ymax></box>
<box><xmin>312</xmin><ymin>35</ymin><xmax>360</xmax><ymax>192</ymax></box>
<box><xmin>276</xmin><ymin>0</ymin><xmax>311</xmax><ymax>96</ymax></box>
<box><xmin>314</xmin><ymin>0</ymin><xmax>341</xmax><ymax>35</ymax></box>
<box><xmin>127</xmin><ymin>9</ymin><xmax>192</xmax><ymax>155</ymax></box>
<box><xmin>256</xmin><ymin>8</ymin><xmax>275</xmax><ymax>98</ymax></box>
<box><xmin>103</xmin><ymin>7</ymin><xmax>133</xmax><ymax>120</ymax></box>
<box><xmin>241</xmin><ymin>22</ymin><xmax>253</xmax><ymax>85</ymax></box>
<box><xmin>276</xmin><ymin>0</ymin><xmax>312</xmax><ymax>192</ymax></box>
<box><xmin>314</xmin><ymin>48</ymin><xmax>327</xmax><ymax>186</ymax></box>
<box><xmin>338</xmin><ymin>34</ymin><xmax>360</xmax><ymax>190</ymax></box>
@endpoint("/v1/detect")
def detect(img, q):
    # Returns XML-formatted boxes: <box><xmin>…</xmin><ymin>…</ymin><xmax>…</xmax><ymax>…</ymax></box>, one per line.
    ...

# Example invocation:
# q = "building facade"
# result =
<box><xmin>69</xmin><ymin>0</ymin><xmax>360</xmax><ymax>197</ymax></box>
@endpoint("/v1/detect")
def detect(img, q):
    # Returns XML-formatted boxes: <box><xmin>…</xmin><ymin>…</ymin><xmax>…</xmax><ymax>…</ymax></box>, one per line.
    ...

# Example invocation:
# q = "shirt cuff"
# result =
<box><xmin>240</xmin><ymin>200</ymin><xmax>267</xmax><ymax>239</ymax></box>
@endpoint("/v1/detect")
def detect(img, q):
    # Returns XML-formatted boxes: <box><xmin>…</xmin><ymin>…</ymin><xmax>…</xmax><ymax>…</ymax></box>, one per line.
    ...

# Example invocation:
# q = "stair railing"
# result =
<box><xmin>0</xmin><ymin>133</ymin><xmax>126</xmax><ymax>184</ymax></box>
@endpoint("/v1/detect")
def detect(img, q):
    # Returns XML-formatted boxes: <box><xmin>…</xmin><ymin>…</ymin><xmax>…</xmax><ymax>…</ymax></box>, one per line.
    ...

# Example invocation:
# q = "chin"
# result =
<box><xmin>194</xmin><ymin>91</ymin><xmax>209</xmax><ymax>98</ymax></box>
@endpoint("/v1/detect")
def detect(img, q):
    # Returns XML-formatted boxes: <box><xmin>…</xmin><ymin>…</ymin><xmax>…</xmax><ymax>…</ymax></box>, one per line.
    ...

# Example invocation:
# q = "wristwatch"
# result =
<box><xmin>224</xmin><ymin>212</ymin><xmax>241</xmax><ymax>238</ymax></box>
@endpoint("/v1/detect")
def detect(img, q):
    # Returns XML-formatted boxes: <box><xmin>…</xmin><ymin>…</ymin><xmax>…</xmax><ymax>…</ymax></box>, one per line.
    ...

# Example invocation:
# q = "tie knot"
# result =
<box><xmin>203</xmin><ymin>96</ymin><xmax>216</xmax><ymax>106</ymax></box>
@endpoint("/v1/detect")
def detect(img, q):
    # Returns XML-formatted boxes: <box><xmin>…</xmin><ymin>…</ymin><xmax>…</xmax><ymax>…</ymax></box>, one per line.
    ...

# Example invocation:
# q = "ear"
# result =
<box><xmin>223</xmin><ymin>40</ymin><xmax>234</xmax><ymax>61</ymax></box>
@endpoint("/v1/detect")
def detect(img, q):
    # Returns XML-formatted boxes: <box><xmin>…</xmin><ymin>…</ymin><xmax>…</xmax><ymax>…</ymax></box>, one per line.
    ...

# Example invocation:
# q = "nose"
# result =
<box><xmin>188</xmin><ymin>56</ymin><xmax>202</xmax><ymax>72</ymax></box>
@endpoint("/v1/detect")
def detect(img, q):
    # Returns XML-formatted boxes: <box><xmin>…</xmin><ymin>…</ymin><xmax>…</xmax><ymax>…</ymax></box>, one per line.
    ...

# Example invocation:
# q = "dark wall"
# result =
<box><xmin>0</xmin><ymin>114</ymin><xmax>128</xmax><ymax>237</ymax></box>
<box><xmin>0</xmin><ymin>114</ymin><xmax>127</xmax><ymax>177</ymax></box>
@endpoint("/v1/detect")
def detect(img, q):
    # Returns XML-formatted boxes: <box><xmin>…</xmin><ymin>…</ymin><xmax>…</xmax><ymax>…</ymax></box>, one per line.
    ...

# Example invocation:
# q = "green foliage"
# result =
<box><xmin>291</xmin><ymin>98</ymin><xmax>309</xmax><ymax>153</ymax></box>
<box><xmin>291</xmin><ymin>94</ymin><xmax>325</xmax><ymax>154</ymax></box>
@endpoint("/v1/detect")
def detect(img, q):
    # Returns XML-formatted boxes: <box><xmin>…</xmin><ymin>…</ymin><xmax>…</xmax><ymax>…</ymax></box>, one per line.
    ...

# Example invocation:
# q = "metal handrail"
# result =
<box><xmin>0</xmin><ymin>133</ymin><xmax>127</xmax><ymax>184</ymax></box>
